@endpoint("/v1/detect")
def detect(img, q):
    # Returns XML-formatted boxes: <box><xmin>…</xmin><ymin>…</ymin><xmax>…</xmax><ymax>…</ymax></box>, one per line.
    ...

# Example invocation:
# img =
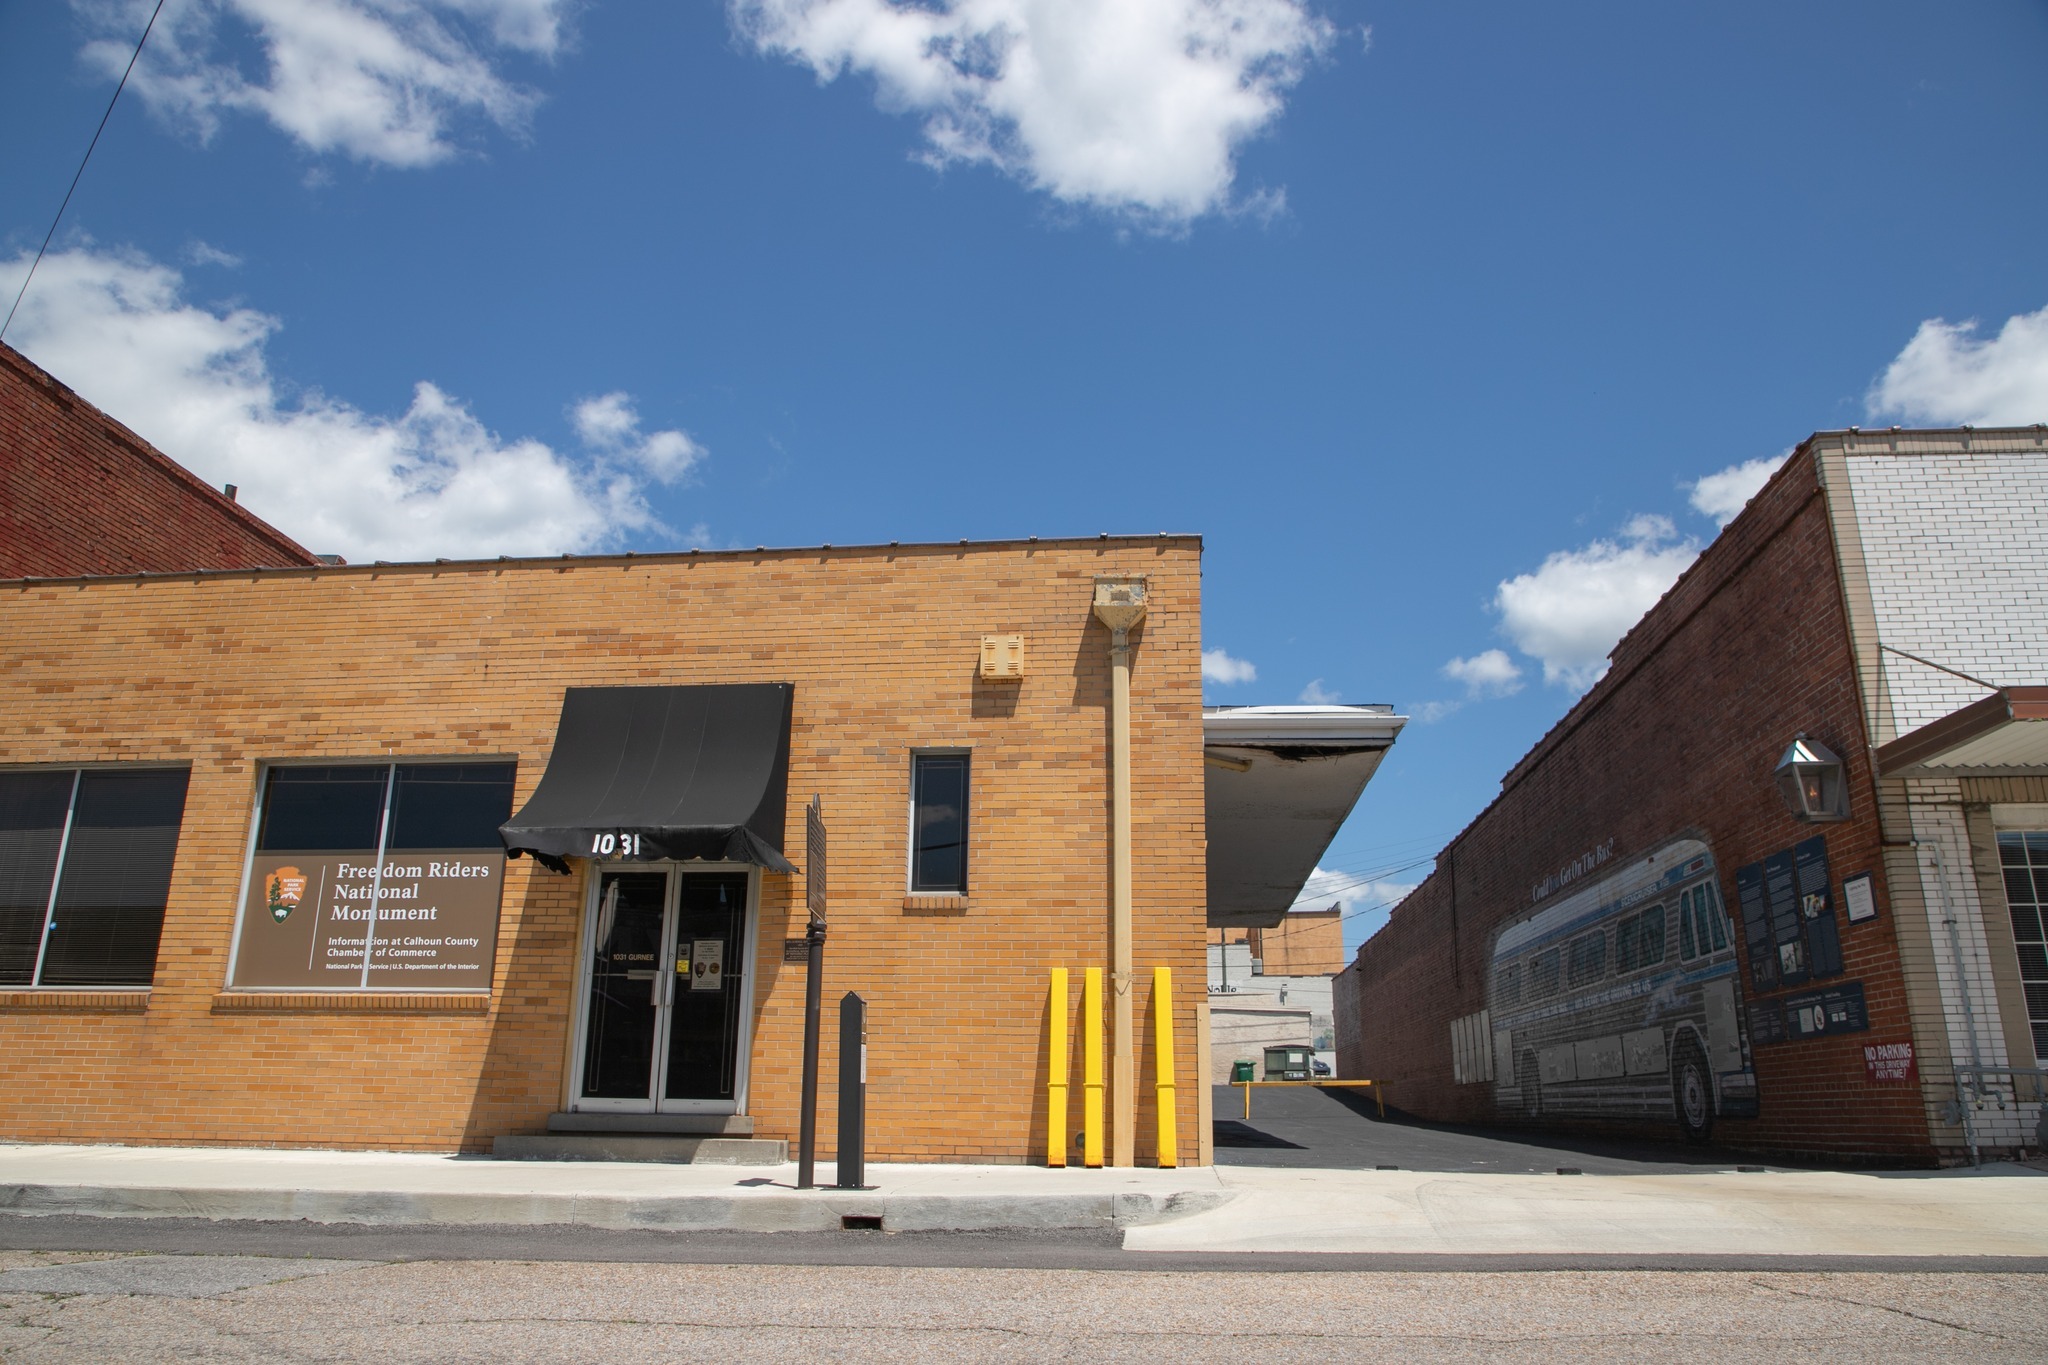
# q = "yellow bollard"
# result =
<box><xmin>1083</xmin><ymin>967</ymin><xmax>1104</xmax><ymax>1168</ymax></box>
<box><xmin>1047</xmin><ymin>968</ymin><xmax>1069</xmax><ymax>1167</ymax></box>
<box><xmin>1152</xmin><ymin>965</ymin><xmax>1177</xmax><ymax>1168</ymax></box>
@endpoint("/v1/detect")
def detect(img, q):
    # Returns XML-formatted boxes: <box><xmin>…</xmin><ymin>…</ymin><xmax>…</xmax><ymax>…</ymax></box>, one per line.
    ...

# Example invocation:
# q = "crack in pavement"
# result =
<box><xmin>1747</xmin><ymin>1278</ymin><xmax>2013</xmax><ymax>1341</ymax></box>
<box><xmin>206</xmin><ymin>1314</ymin><xmax>1996</xmax><ymax>1345</ymax></box>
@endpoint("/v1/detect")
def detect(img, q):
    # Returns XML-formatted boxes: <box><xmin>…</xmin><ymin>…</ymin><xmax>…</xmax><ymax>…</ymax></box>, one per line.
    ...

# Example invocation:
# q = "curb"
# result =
<box><xmin>0</xmin><ymin>1183</ymin><xmax>1235</xmax><ymax>1234</ymax></box>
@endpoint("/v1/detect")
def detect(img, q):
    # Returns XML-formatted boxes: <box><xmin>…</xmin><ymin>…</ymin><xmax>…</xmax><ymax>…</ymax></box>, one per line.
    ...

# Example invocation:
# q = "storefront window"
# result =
<box><xmin>231</xmin><ymin>761</ymin><xmax>515</xmax><ymax>991</ymax></box>
<box><xmin>910</xmin><ymin>752</ymin><xmax>969</xmax><ymax>894</ymax></box>
<box><xmin>0</xmin><ymin>768</ymin><xmax>190</xmax><ymax>987</ymax></box>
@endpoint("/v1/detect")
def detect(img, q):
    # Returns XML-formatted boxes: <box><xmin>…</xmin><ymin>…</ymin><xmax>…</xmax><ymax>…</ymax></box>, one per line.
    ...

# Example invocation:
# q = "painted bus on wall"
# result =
<box><xmin>1488</xmin><ymin>837</ymin><xmax>1759</xmax><ymax>1141</ymax></box>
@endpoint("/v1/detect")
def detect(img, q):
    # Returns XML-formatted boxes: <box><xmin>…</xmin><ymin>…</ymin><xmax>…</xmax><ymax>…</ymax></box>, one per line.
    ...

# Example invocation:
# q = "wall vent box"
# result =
<box><xmin>979</xmin><ymin>635</ymin><xmax>1025</xmax><ymax>680</ymax></box>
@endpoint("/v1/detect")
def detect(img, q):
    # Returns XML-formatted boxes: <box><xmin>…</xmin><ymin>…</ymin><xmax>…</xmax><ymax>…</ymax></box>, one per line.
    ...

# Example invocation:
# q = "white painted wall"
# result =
<box><xmin>1846</xmin><ymin>447</ymin><xmax>2048</xmax><ymax>740</ymax></box>
<box><xmin>1844</xmin><ymin>440</ymin><xmax>2048</xmax><ymax>1150</ymax></box>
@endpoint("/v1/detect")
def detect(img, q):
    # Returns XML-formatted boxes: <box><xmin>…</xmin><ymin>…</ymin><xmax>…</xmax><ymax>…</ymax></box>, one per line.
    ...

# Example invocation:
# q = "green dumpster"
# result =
<box><xmin>1230</xmin><ymin>1060</ymin><xmax>1256</xmax><ymax>1083</ymax></box>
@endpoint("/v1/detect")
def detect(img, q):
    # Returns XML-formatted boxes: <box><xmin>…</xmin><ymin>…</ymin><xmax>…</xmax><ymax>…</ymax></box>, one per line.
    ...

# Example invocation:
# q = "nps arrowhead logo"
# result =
<box><xmin>266</xmin><ymin>867</ymin><xmax>307</xmax><ymax>923</ymax></box>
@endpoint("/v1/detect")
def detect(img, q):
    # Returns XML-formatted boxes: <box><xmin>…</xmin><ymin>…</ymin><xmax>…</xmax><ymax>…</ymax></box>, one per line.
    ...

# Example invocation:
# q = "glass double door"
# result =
<box><xmin>577</xmin><ymin>867</ymin><xmax>751</xmax><ymax>1111</ymax></box>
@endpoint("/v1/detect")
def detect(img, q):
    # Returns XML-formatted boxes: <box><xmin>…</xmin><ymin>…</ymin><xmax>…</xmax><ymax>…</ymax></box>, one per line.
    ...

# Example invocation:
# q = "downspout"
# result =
<box><xmin>1093</xmin><ymin>577</ymin><xmax>1148</xmax><ymax>1168</ymax></box>
<box><xmin>1919</xmin><ymin>837</ymin><xmax>1987</xmax><ymax>1165</ymax></box>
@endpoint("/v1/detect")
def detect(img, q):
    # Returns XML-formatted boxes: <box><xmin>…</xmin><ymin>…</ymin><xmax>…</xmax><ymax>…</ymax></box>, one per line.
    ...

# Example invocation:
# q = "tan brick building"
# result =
<box><xmin>0</xmin><ymin>537</ymin><xmax>1214</xmax><ymax>1165</ymax></box>
<box><xmin>1210</xmin><ymin>907</ymin><xmax>1345</xmax><ymax>977</ymax></box>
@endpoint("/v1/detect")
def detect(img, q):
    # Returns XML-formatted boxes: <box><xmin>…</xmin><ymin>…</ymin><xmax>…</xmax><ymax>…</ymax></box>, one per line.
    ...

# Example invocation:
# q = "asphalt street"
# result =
<box><xmin>1211</xmin><ymin>1085</ymin><xmax>1842</xmax><ymax>1174</ymax></box>
<box><xmin>3</xmin><ymin>1247</ymin><xmax>2044</xmax><ymax>1362</ymax></box>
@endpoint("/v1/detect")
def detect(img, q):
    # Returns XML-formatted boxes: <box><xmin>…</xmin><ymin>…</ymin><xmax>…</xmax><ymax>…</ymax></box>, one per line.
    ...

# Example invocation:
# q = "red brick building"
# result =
<box><xmin>1339</xmin><ymin>427</ymin><xmax>2048</xmax><ymax>1165</ymax></box>
<box><xmin>0</xmin><ymin>340</ymin><xmax>317</xmax><ymax>577</ymax></box>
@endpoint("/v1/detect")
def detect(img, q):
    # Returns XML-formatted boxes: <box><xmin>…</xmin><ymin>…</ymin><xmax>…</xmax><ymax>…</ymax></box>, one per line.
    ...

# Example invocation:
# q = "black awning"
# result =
<box><xmin>501</xmin><ymin>683</ymin><xmax>795</xmax><ymax>874</ymax></box>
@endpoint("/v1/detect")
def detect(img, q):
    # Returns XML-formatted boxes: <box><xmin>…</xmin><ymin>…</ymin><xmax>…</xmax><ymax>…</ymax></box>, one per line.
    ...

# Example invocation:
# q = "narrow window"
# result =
<box><xmin>1531</xmin><ymin>948</ymin><xmax>1561</xmax><ymax>997</ymax></box>
<box><xmin>1702</xmin><ymin>882</ymin><xmax>1731</xmax><ymax>951</ymax></box>
<box><xmin>0</xmin><ymin>768</ymin><xmax>190</xmax><ymax>987</ymax></box>
<box><xmin>1639</xmin><ymin>903</ymin><xmax>1666</xmax><ymax>966</ymax></box>
<box><xmin>1568</xmin><ymin>931</ymin><xmax>1606</xmax><ymax>987</ymax></box>
<box><xmin>1678</xmin><ymin>888</ymin><xmax>1700</xmax><ymax>960</ymax></box>
<box><xmin>1997</xmin><ymin>831</ymin><xmax>2048</xmax><ymax>1061</ymax></box>
<box><xmin>1613</xmin><ymin>915</ymin><xmax>1639</xmax><ymax>973</ymax></box>
<box><xmin>909</xmin><ymin>752</ymin><xmax>969</xmax><ymax>894</ymax></box>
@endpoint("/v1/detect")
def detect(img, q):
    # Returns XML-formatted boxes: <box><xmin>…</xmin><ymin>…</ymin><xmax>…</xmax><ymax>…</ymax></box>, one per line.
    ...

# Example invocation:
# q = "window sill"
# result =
<box><xmin>903</xmin><ymin>895</ymin><xmax>969</xmax><ymax>915</ymax></box>
<box><xmin>0</xmin><ymin>989</ymin><xmax>150</xmax><ymax>1012</ymax></box>
<box><xmin>211</xmin><ymin>992</ymin><xmax>491</xmax><ymax>1014</ymax></box>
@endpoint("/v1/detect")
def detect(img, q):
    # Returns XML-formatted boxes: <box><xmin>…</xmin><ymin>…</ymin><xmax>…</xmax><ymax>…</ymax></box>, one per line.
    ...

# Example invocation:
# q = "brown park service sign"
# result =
<box><xmin>233</xmin><ymin>852</ymin><xmax>505</xmax><ymax>991</ymax></box>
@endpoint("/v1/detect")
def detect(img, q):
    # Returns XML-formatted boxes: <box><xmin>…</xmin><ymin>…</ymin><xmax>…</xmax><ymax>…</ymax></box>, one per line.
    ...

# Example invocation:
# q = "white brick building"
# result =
<box><xmin>1826</xmin><ymin>427</ymin><xmax>2048</xmax><ymax>1159</ymax></box>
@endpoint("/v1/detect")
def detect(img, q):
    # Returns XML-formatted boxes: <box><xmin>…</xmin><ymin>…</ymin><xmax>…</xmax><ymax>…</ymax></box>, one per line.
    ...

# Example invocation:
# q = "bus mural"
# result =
<box><xmin>1489</xmin><ymin>836</ymin><xmax>1759</xmax><ymax>1142</ymax></box>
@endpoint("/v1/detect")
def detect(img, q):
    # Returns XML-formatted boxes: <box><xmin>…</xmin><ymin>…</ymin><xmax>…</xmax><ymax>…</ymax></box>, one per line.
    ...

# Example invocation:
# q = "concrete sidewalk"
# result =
<box><xmin>0</xmin><ymin>1144</ymin><xmax>1229</xmax><ymax>1234</ymax></box>
<box><xmin>4</xmin><ymin>1143</ymin><xmax>2047</xmax><ymax>1258</ymax></box>
<box><xmin>1126</xmin><ymin>1162</ymin><xmax>2048</xmax><ymax>1257</ymax></box>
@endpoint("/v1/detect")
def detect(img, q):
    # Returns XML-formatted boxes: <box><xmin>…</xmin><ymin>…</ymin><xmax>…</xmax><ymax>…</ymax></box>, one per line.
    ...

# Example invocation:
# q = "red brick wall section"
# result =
<box><xmin>0</xmin><ymin>341</ymin><xmax>318</xmax><ymax>577</ymax></box>
<box><xmin>1347</xmin><ymin>451</ymin><xmax>1933</xmax><ymax>1161</ymax></box>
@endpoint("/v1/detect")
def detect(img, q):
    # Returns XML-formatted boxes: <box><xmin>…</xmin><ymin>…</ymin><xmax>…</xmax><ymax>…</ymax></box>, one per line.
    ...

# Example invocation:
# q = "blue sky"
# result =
<box><xmin>5</xmin><ymin>1</ymin><xmax>2046</xmax><ymax>951</ymax></box>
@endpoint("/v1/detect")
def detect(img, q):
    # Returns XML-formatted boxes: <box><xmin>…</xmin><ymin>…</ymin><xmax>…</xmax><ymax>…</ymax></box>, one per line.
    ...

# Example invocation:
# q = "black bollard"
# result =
<box><xmin>796</xmin><ymin>921</ymin><xmax>825</xmax><ymax>1189</ymax></box>
<box><xmin>834</xmin><ymin>991</ymin><xmax>868</xmax><ymax>1190</ymax></box>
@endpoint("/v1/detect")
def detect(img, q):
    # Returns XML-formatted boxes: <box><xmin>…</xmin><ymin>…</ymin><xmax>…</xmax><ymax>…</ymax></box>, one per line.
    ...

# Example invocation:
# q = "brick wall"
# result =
<box><xmin>0</xmin><ymin>341</ymin><xmax>317</xmax><ymax>578</ymax></box>
<box><xmin>0</xmin><ymin>537</ymin><xmax>1207</xmax><ymax>1163</ymax></box>
<box><xmin>1346</xmin><ymin>450</ymin><xmax>1933</xmax><ymax>1161</ymax></box>
<box><xmin>1211</xmin><ymin>908</ymin><xmax>1345</xmax><ymax>976</ymax></box>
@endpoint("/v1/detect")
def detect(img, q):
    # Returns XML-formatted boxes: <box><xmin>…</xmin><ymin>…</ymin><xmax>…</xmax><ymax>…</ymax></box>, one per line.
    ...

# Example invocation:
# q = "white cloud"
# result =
<box><xmin>181</xmin><ymin>240</ymin><xmax>243</xmax><ymax>269</ymax></box>
<box><xmin>1868</xmin><ymin>303</ymin><xmax>2048</xmax><ymax>426</ymax></box>
<box><xmin>1411</xmin><ymin>699</ymin><xmax>1459</xmax><ymax>724</ymax></box>
<box><xmin>1201</xmin><ymin>646</ymin><xmax>1257</xmax><ymax>685</ymax></box>
<box><xmin>1442</xmin><ymin>648</ymin><xmax>1521</xmax><ymax>698</ymax></box>
<box><xmin>1293</xmin><ymin>866</ymin><xmax>1418</xmax><ymax>944</ymax></box>
<box><xmin>73</xmin><ymin>0</ymin><xmax>570</xmax><ymax>168</ymax></box>
<box><xmin>571</xmin><ymin>392</ymin><xmax>705</xmax><ymax>483</ymax></box>
<box><xmin>1298</xmin><ymin>678</ymin><xmax>1339</xmax><ymax>704</ymax></box>
<box><xmin>731</xmin><ymin>0</ymin><xmax>1335</xmax><ymax>224</ymax></box>
<box><xmin>1688</xmin><ymin>452</ymin><xmax>1787</xmax><ymax>527</ymax></box>
<box><xmin>1</xmin><ymin>245</ymin><xmax>702</xmax><ymax>563</ymax></box>
<box><xmin>1494</xmin><ymin>514</ymin><xmax>1698</xmax><ymax>692</ymax></box>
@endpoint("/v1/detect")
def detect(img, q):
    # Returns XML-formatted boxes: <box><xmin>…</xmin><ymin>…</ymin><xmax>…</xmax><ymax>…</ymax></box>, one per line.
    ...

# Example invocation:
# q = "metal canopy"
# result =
<box><xmin>500</xmin><ymin>683</ymin><xmax>795</xmax><ymax>874</ymax></box>
<box><xmin>1876</xmin><ymin>687</ymin><xmax>2048</xmax><ymax>778</ymax></box>
<box><xmin>1204</xmin><ymin>704</ymin><xmax>1407</xmax><ymax>929</ymax></box>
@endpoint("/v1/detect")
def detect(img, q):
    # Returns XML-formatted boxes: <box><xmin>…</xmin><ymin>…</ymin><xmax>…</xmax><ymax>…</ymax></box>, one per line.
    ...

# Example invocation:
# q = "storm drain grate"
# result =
<box><xmin>841</xmin><ymin>1214</ymin><xmax>884</xmax><ymax>1231</ymax></box>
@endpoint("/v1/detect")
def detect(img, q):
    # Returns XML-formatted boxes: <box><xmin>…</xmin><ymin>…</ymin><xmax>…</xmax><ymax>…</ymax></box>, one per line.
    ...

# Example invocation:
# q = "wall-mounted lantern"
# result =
<box><xmin>1774</xmin><ymin>733</ymin><xmax>1849</xmax><ymax>823</ymax></box>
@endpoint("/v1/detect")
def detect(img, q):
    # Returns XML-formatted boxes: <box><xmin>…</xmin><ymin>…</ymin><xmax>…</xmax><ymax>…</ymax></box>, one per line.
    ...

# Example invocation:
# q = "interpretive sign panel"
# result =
<box><xmin>1782</xmin><ymin>980</ymin><xmax>1868</xmax><ymax>1041</ymax></box>
<box><xmin>1734</xmin><ymin>835</ymin><xmax>1843</xmax><ymax>992</ymax></box>
<box><xmin>1843</xmin><ymin>872</ymin><xmax>1878</xmax><ymax>924</ymax></box>
<box><xmin>231</xmin><ymin>852</ymin><xmax>504</xmax><ymax>990</ymax></box>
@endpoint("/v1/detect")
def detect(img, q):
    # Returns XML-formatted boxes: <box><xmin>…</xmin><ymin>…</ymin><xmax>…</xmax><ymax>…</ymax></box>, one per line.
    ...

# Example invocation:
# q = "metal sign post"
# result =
<box><xmin>797</xmin><ymin>796</ymin><xmax>827</xmax><ymax>1190</ymax></box>
<box><xmin>835</xmin><ymin>991</ymin><xmax>870</xmax><ymax>1190</ymax></box>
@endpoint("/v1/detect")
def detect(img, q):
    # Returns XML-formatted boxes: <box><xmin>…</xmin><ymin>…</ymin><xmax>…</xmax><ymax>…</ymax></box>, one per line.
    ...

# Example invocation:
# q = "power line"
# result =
<box><xmin>1289</xmin><ymin>854</ymin><xmax>1439</xmax><ymax>904</ymax></box>
<box><xmin>1</xmin><ymin>0</ymin><xmax>167</xmax><ymax>343</ymax></box>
